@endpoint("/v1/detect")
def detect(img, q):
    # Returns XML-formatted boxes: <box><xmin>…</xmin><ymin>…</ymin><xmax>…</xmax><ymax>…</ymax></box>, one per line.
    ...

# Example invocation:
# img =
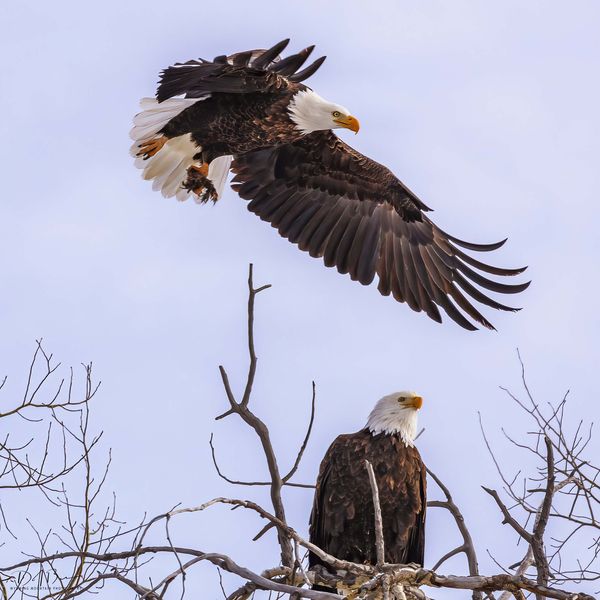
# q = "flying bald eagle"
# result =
<box><xmin>309</xmin><ymin>392</ymin><xmax>426</xmax><ymax>593</ymax></box>
<box><xmin>130</xmin><ymin>39</ymin><xmax>529</xmax><ymax>330</ymax></box>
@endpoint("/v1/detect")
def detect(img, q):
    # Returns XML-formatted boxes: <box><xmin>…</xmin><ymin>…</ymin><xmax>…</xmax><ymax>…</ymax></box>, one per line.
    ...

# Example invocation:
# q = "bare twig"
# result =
<box><xmin>283</xmin><ymin>381</ymin><xmax>317</xmax><ymax>484</ymax></box>
<box><xmin>208</xmin><ymin>434</ymin><xmax>314</xmax><ymax>489</ymax></box>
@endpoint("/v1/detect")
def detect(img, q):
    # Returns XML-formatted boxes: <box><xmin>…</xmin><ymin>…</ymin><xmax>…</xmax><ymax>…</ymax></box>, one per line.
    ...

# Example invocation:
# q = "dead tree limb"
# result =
<box><xmin>364</xmin><ymin>460</ymin><xmax>386</xmax><ymax>569</ymax></box>
<box><xmin>426</xmin><ymin>467</ymin><xmax>482</xmax><ymax>600</ymax></box>
<box><xmin>5</xmin><ymin>289</ymin><xmax>599</xmax><ymax>600</ymax></box>
<box><xmin>481</xmin><ymin>350</ymin><xmax>600</xmax><ymax>595</ymax></box>
<box><xmin>215</xmin><ymin>264</ymin><xmax>293</xmax><ymax>567</ymax></box>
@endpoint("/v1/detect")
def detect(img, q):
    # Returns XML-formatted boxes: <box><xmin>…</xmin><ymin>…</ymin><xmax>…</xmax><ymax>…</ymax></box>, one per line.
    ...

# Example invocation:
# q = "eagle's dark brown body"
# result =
<box><xmin>309</xmin><ymin>429</ymin><xmax>426</xmax><ymax>590</ymax></box>
<box><xmin>160</xmin><ymin>90</ymin><xmax>303</xmax><ymax>163</ymax></box>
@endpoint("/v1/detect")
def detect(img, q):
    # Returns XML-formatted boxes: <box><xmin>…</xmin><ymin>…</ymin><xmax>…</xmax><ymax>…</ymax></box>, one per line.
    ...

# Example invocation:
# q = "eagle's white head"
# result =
<box><xmin>288</xmin><ymin>89</ymin><xmax>360</xmax><ymax>135</ymax></box>
<box><xmin>366</xmin><ymin>391</ymin><xmax>423</xmax><ymax>446</ymax></box>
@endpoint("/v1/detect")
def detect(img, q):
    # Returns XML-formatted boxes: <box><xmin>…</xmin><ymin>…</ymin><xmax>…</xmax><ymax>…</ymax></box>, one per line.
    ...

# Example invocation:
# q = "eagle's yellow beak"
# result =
<box><xmin>405</xmin><ymin>396</ymin><xmax>423</xmax><ymax>410</ymax></box>
<box><xmin>334</xmin><ymin>115</ymin><xmax>360</xmax><ymax>134</ymax></box>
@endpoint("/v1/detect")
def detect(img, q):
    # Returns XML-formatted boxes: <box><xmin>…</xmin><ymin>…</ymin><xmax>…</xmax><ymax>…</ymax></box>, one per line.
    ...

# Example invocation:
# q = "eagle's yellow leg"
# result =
<box><xmin>190</xmin><ymin>163</ymin><xmax>209</xmax><ymax>178</ymax></box>
<box><xmin>137</xmin><ymin>136</ymin><xmax>167</xmax><ymax>159</ymax></box>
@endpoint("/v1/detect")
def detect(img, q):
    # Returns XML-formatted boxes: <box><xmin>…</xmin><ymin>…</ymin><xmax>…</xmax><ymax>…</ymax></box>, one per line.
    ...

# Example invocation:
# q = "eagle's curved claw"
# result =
<box><xmin>182</xmin><ymin>164</ymin><xmax>218</xmax><ymax>204</ymax></box>
<box><xmin>136</xmin><ymin>136</ymin><xmax>167</xmax><ymax>160</ymax></box>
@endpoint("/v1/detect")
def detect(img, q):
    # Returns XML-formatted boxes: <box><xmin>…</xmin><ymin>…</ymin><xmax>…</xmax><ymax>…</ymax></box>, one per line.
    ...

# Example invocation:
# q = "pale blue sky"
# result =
<box><xmin>1</xmin><ymin>1</ymin><xmax>599</xmax><ymax>597</ymax></box>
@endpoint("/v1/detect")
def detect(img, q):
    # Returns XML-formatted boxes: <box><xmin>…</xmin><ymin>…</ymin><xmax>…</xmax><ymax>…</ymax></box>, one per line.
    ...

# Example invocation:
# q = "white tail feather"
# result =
<box><xmin>131</xmin><ymin>95</ymin><xmax>231</xmax><ymax>201</ymax></box>
<box><xmin>207</xmin><ymin>155</ymin><xmax>233</xmax><ymax>199</ymax></box>
<box><xmin>129</xmin><ymin>96</ymin><xmax>207</xmax><ymax>144</ymax></box>
<box><xmin>139</xmin><ymin>134</ymin><xmax>198</xmax><ymax>199</ymax></box>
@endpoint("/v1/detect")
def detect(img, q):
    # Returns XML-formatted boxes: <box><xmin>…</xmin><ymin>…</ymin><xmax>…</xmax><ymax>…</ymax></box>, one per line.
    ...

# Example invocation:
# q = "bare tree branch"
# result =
<box><xmin>365</xmin><ymin>459</ymin><xmax>393</xmax><ymax>600</ymax></box>
<box><xmin>364</xmin><ymin>461</ymin><xmax>385</xmax><ymax>569</ymax></box>
<box><xmin>530</xmin><ymin>436</ymin><xmax>554</xmax><ymax>597</ymax></box>
<box><xmin>283</xmin><ymin>381</ymin><xmax>317</xmax><ymax>484</ymax></box>
<box><xmin>5</xmin><ymin>290</ymin><xmax>599</xmax><ymax>600</ymax></box>
<box><xmin>426</xmin><ymin>467</ymin><xmax>482</xmax><ymax>600</ymax></box>
<box><xmin>482</xmin><ymin>350</ymin><xmax>600</xmax><ymax>595</ymax></box>
<box><xmin>482</xmin><ymin>487</ymin><xmax>533</xmax><ymax>542</ymax></box>
<box><xmin>214</xmin><ymin>264</ymin><xmax>293</xmax><ymax>567</ymax></box>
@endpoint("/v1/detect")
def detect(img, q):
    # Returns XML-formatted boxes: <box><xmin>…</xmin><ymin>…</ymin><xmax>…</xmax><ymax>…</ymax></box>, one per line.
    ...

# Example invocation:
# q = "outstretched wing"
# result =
<box><xmin>231</xmin><ymin>131</ymin><xmax>529</xmax><ymax>330</ymax></box>
<box><xmin>156</xmin><ymin>39</ymin><xmax>325</xmax><ymax>102</ymax></box>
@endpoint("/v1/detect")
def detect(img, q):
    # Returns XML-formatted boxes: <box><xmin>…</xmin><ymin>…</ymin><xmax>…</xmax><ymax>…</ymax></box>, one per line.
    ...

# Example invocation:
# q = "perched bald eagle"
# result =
<box><xmin>309</xmin><ymin>392</ymin><xmax>426</xmax><ymax>593</ymax></box>
<box><xmin>130</xmin><ymin>39</ymin><xmax>529</xmax><ymax>330</ymax></box>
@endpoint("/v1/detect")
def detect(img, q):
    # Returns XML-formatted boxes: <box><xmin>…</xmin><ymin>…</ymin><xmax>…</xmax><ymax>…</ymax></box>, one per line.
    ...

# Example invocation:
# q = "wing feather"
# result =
<box><xmin>271</xmin><ymin>45</ymin><xmax>314</xmax><ymax>75</ymax></box>
<box><xmin>251</xmin><ymin>39</ymin><xmax>290</xmax><ymax>70</ymax></box>
<box><xmin>307</xmin><ymin>198</ymin><xmax>347</xmax><ymax>258</ymax></box>
<box><xmin>393</xmin><ymin>232</ymin><xmax>416</xmax><ymax>308</ymax></box>
<box><xmin>288</xmin><ymin>56</ymin><xmax>328</xmax><ymax>82</ymax></box>
<box><xmin>310</xmin><ymin>433</ymin><xmax>428</xmax><ymax>569</ymax></box>
<box><xmin>324</xmin><ymin>205</ymin><xmax>354</xmax><ymax>269</ymax></box>
<box><xmin>286</xmin><ymin>197</ymin><xmax>322</xmax><ymax>243</ymax></box>
<box><xmin>346</xmin><ymin>213</ymin><xmax>372</xmax><ymax>283</ymax></box>
<box><xmin>297</xmin><ymin>201</ymin><xmax>336</xmax><ymax>251</ymax></box>
<box><xmin>335</xmin><ymin>212</ymin><xmax>363</xmax><ymax>274</ymax></box>
<box><xmin>277</xmin><ymin>191</ymin><xmax>311</xmax><ymax>233</ymax></box>
<box><xmin>156</xmin><ymin>39</ymin><xmax>325</xmax><ymax>102</ymax></box>
<box><xmin>356</xmin><ymin>211</ymin><xmax>381</xmax><ymax>285</ymax></box>
<box><xmin>453</xmin><ymin>246</ymin><xmax>527</xmax><ymax>276</ymax></box>
<box><xmin>407</xmin><ymin>241</ymin><xmax>443</xmax><ymax>323</ymax></box>
<box><xmin>232</xmin><ymin>131</ymin><xmax>529</xmax><ymax>330</ymax></box>
<box><xmin>377</xmin><ymin>209</ymin><xmax>395</xmax><ymax>297</ymax></box>
<box><xmin>453</xmin><ymin>272</ymin><xmax>519</xmax><ymax>312</ymax></box>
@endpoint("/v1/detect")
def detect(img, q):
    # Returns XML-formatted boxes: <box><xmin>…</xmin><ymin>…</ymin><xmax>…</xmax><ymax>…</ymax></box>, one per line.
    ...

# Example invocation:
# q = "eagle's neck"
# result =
<box><xmin>366</xmin><ymin>408</ymin><xmax>418</xmax><ymax>447</ymax></box>
<box><xmin>287</xmin><ymin>89</ymin><xmax>334</xmax><ymax>134</ymax></box>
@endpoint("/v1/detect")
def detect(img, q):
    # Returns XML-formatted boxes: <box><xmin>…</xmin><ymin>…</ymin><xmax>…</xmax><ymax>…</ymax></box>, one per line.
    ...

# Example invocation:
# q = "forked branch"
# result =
<box><xmin>214</xmin><ymin>264</ymin><xmax>293</xmax><ymax>567</ymax></box>
<box><xmin>426</xmin><ymin>467</ymin><xmax>482</xmax><ymax>600</ymax></box>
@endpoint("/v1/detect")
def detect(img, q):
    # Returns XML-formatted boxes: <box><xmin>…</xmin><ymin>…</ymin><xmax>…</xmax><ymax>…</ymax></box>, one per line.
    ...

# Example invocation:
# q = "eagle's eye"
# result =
<box><xmin>332</xmin><ymin>110</ymin><xmax>341</xmax><ymax>118</ymax></box>
<box><xmin>398</xmin><ymin>396</ymin><xmax>406</xmax><ymax>403</ymax></box>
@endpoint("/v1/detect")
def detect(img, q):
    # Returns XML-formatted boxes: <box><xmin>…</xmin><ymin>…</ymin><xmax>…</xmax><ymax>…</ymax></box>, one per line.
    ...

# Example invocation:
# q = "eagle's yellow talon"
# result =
<box><xmin>136</xmin><ymin>136</ymin><xmax>167</xmax><ymax>159</ymax></box>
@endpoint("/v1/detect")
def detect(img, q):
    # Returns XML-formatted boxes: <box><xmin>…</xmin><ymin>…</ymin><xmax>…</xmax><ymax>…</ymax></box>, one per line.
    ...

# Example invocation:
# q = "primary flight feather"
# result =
<box><xmin>130</xmin><ymin>39</ymin><xmax>529</xmax><ymax>330</ymax></box>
